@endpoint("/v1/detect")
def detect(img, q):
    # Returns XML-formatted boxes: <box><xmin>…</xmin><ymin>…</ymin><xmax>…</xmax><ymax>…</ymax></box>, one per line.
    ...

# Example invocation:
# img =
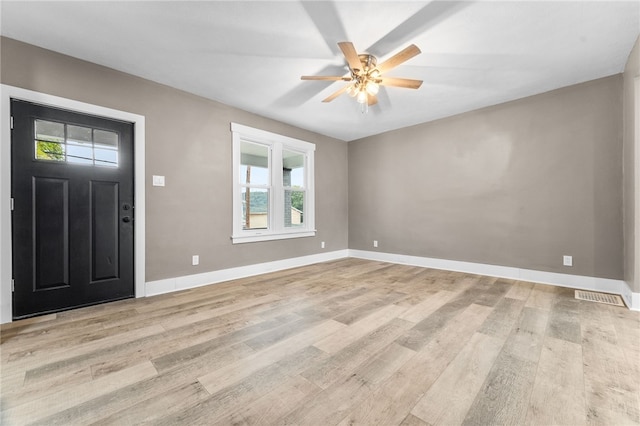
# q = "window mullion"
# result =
<box><xmin>271</xmin><ymin>143</ymin><xmax>283</xmax><ymax>233</ymax></box>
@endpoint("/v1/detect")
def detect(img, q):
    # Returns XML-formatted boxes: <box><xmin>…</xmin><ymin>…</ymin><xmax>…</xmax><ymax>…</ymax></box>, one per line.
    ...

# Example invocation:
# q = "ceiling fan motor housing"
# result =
<box><xmin>357</xmin><ymin>54</ymin><xmax>377</xmax><ymax>70</ymax></box>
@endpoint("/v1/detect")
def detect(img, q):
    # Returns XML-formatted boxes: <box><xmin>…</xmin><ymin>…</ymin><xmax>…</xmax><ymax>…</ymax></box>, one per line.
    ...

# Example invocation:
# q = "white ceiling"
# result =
<box><xmin>2</xmin><ymin>1</ymin><xmax>639</xmax><ymax>141</ymax></box>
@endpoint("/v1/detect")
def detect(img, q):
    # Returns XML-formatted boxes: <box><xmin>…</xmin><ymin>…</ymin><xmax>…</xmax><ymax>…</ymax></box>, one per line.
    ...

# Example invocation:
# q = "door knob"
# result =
<box><xmin>122</xmin><ymin>216</ymin><xmax>132</xmax><ymax>223</ymax></box>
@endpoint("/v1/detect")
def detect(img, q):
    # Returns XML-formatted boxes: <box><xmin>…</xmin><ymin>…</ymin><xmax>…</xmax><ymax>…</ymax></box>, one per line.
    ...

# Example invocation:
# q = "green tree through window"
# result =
<box><xmin>291</xmin><ymin>189</ymin><xmax>303</xmax><ymax>211</ymax></box>
<box><xmin>36</xmin><ymin>141</ymin><xmax>64</xmax><ymax>161</ymax></box>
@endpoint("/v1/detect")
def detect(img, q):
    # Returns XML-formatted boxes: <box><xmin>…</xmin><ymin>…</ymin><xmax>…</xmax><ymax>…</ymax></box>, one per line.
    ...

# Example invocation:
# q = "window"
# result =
<box><xmin>34</xmin><ymin>119</ymin><xmax>119</xmax><ymax>167</ymax></box>
<box><xmin>232</xmin><ymin>123</ymin><xmax>315</xmax><ymax>243</ymax></box>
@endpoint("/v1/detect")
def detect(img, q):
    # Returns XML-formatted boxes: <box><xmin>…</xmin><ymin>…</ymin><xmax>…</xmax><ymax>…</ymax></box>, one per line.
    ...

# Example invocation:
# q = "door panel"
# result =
<box><xmin>34</xmin><ymin>177</ymin><xmax>70</xmax><ymax>290</ymax></box>
<box><xmin>11</xmin><ymin>99</ymin><xmax>134</xmax><ymax>319</ymax></box>
<box><xmin>91</xmin><ymin>180</ymin><xmax>119</xmax><ymax>282</ymax></box>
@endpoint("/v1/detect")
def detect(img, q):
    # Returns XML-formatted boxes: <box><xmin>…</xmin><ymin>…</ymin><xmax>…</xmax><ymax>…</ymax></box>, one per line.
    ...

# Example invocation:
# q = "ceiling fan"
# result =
<box><xmin>301</xmin><ymin>42</ymin><xmax>423</xmax><ymax>110</ymax></box>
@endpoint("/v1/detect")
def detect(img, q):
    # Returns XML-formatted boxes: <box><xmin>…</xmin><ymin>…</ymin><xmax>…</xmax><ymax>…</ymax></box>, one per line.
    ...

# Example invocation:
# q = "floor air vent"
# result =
<box><xmin>575</xmin><ymin>290</ymin><xmax>625</xmax><ymax>307</ymax></box>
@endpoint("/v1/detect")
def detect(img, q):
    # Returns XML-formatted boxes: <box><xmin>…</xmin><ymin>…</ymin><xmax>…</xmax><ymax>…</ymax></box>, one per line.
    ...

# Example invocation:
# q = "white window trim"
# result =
<box><xmin>231</xmin><ymin>123</ymin><xmax>315</xmax><ymax>244</ymax></box>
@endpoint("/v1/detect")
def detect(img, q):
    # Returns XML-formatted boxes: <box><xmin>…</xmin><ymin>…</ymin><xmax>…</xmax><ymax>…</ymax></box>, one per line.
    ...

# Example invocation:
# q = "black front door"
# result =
<box><xmin>11</xmin><ymin>100</ymin><xmax>134</xmax><ymax>319</ymax></box>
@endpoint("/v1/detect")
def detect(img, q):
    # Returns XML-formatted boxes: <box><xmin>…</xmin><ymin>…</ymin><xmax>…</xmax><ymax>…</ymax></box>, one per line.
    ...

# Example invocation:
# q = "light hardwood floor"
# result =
<box><xmin>1</xmin><ymin>258</ymin><xmax>639</xmax><ymax>425</ymax></box>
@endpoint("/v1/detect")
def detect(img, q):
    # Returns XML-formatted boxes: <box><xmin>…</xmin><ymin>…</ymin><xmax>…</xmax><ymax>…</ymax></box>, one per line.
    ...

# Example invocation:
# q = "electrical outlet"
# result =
<box><xmin>563</xmin><ymin>255</ymin><xmax>572</xmax><ymax>266</ymax></box>
<box><xmin>192</xmin><ymin>255</ymin><xmax>199</xmax><ymax>266</ymax></box>
<box><xmin>321</xmin><ymin>241</ymin><xmax>325</xmax><ymax>249</ymax></box>
<box><xmin>373</xmin><ymin>240</ymin><xmax>378</xmax><ymax>248</ymax></box>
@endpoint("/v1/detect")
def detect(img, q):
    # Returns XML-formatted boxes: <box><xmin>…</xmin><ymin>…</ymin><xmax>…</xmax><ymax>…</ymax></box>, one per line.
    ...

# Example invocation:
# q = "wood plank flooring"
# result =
<box><xmin>1</xmin><ymin>258</ymin><xmax>639</xmax><ymax>425</ymax></box>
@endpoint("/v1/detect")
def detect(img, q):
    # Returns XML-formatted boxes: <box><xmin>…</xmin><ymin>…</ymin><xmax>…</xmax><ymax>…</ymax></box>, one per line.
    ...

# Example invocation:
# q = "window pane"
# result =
<box><xmin>283</xmin><ymin>150</ymin><xmax>304</xmax><ymax>187</ymax></box>
<box><xmin>67</xmin><ymin>125</ymin><xmax>92</xmax><ymax>143</ymax></box>
<box><xmin>95</xmin><ymin>147</ymin><xmax>118</xmax><ymax>167</ymax></box>
<box><xmin>284</xmin><ymin>190</ymin><xmax>304</xmax><ymax>227</ymax></box>
<box><xmin>66</xmin><ymin>125</ymin><xmax>93</xmax><ymax>164</ymax></box>
<box><xmin>95</xmin><ymin>129</ymin><xmax>119</xmax><ymax>167</ymax></box>
<box><xmin>94</xmin><ymin>129</ymin><xmax>118</xmax><ymax>147</ymax></box>
<box><xmin>35</xmin><ymin>120</ymin><xmax>64</xmax><ymax>143</ymax></box>
<box><xmin>240</xmin><ymin>141</ymin><xmax>269</xmax><ymax>185</ymax></box>
<box><xmin>66</xmin><ymin>142</ymin><xmax>93</xmax><ymax>164</ymax></box>
<box><xmin>35</xmin><ymin>141</ymin><xmax>65</xmax><ymax>161</ymax></box>
<box><xmin>242</xmin><ymin>188</ymin><xmax>269</xmax><ymax>230</ymax></box>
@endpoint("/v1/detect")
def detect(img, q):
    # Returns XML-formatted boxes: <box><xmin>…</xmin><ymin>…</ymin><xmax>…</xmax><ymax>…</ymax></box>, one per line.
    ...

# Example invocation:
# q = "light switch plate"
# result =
<box><xmin>152</xmin><ymin>175</ymin><xmax>165</xmax><ymax>187</ymax></box>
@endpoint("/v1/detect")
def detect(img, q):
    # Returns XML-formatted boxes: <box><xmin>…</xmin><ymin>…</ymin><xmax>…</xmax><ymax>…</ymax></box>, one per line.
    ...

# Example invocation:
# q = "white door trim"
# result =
<box><xmin>0</xmin><ymin>85</ymin><xmax>146</xmax><ymax>324</ymax></box>
<box><xmin>635</xmin><ymin>76</ymin><xmax>640</xmax><ymax>304</ymax></box>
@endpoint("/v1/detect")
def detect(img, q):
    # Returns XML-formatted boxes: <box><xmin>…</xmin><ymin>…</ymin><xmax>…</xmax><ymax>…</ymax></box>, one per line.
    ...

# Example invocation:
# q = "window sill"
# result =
<box><xmin>231</xmin><ymin>230</ymin><xmax>316</xmax><ymax>244</ymax></box>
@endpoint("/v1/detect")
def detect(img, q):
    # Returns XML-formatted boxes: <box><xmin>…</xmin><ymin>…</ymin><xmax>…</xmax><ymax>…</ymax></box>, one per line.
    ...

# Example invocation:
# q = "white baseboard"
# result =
<box><xmin>145</xmin><ymin>249</ymin><xmax>350</xmax><ymax>297</ymax></box>
<box><xmin>349</xmin><ymin>249</ymin><xmax>639</xmax><ymax>311</ymax></box>
<box><xmin>5</xmin><ymin>248</ymin><xmax>635</xmax><ymax>324</ymax></box>
<box><xmin>147</xmin><ymin>248</ymin><xmax>638</xmax><ymax>311</ymax></box>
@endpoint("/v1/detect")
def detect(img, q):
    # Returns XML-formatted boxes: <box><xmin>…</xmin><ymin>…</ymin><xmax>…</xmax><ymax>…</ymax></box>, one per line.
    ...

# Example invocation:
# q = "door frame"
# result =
<box><xmin>635</xmin><ymin>77</ymin><xmax>640</xmax><ymax>298</ymax></box>
<box><xmin>1</xmin><ymin>85</ymin><xmax>146</xmax><ymax>323</ymax></box>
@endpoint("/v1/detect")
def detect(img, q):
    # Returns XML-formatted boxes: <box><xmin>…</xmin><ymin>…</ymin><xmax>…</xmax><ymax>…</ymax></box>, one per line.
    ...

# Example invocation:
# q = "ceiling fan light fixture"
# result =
<box><xmin>356</xmin><ymin>90</ymin><xmax>368</xmax><ymax>104</ymax></box>
<box><xmin>365</xmin><ymin>81</ymin><xmax>379</xmax><ymax>95</ymax></box>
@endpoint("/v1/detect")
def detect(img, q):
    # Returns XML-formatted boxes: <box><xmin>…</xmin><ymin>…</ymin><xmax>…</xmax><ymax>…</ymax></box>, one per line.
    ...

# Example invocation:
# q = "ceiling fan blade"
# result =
<box><xmin>322</xmin><ymin>85</ymin><xmax>349</xmax><ymax>102</ymax></box>
<box><xmin>301</xmin><ymin>75</ymin><xmax>351</xmax><ymax>81</ymax></box>
<box><xmin>338</xmin><ymin>41</ymin><xmax>363</xmax><ymax>71</ymax></box>
<box><xmin>366</xmin><ymin>2</ymin><xmax>470</xmax><ymax>58</ymax></box>
<box><xmin>376</xmin><ymin>44</ymin><xmax>421</xmax><ymax>74</ymax></box>
<box><xmin>368</xmin><ymin>94</ymin><xmax>378</xmax><ymax>106</ymax></box>
<box><xmin>379</xmin><ymin>77</ymin><xmax>423</xmax><ymax>89</ymax></box>
<box><xmin>302</xmin><ymin>2</ymin><xmax>348</xmax><ymax>57</ymax></box>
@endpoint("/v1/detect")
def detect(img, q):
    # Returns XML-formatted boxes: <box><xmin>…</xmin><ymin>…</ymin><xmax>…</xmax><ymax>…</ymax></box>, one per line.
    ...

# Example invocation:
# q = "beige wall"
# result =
<box><xmin>1</xmin><ymin>37</ymin><xmax>349</xmax><ymax>282</ymax></box>
<box><xmin>1</xmin><ymin>37</ymin><xmax>630</xmax><ymax>286</ymax></box>
<box><xmin>349</xmin><ymin>75</ymin><xmax>623</xmax><ymax>280</ymax></box>
<box><xmin>623</xmin><ymin>36</ymin><xmax>640</xmax><ymax>292</ymax></box>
